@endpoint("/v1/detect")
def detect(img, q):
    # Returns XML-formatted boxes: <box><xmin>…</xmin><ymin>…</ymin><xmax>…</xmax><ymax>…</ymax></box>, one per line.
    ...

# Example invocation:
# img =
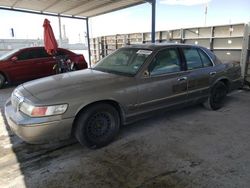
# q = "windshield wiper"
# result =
<box><xmin>93</xmin><ymin>67</ymin><xmax>134</xmax><ymax>77</ymax></box>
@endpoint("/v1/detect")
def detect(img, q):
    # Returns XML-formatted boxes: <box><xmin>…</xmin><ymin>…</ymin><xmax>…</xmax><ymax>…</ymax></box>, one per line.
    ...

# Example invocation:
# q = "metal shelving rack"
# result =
<box><xmin>128</xmin><ymin>33</ymin><xmax>144</xmax><ymax>44</ymax></box>
<box><xmin>90</xmin><ymin>23</ymin><xmax>250</xmax><ymax>79</ymax></box>
<box><xmin>212</xmin><ymin>24</ymin><xmax>245</xmax><ymax>62</ymax></box>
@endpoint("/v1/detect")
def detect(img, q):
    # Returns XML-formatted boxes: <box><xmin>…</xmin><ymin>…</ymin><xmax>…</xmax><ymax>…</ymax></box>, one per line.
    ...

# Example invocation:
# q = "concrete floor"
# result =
<box><xmin>0</xmin><ymin>86</ymin><xmax>250</xmax><ymax>188</ymax></box>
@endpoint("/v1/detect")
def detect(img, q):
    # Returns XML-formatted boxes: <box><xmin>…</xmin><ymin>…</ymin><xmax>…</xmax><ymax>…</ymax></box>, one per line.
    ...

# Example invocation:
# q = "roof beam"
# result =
<box><xmin>0</xmin><ymin>6</ymin><xmax>87</xmax><ymax>20</ymax></box>
<box><xmin>0</xmin><ymin>0</ymin><xmax>146</xmax><ymax>18</ymax></box>
<box><xmin>11</xmin><ymin>0</ymin><xmax>19</xmax><ymax>8</ymax></box>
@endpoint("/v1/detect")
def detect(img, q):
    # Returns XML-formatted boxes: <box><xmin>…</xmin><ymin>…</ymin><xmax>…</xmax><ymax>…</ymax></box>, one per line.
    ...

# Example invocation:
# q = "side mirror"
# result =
<box><xmin>11</xmin><ymin>56</ymin><xmax>18</xmax><ymax>62</ymax></box>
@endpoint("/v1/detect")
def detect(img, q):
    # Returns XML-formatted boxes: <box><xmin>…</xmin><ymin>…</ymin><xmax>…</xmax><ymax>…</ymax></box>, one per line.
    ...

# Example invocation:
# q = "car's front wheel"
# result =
<box><xmin>0</xmin><ymin>74</ymin><xmax>6</xmax><ymax>89</ymax></box>
<box><xmin>203</xmin><ymin>81</ymin><xmax>228</xmax><ymax>110</ymax></box>
<box><xmin>74</xmin><ymin>103</ymin><xmax>120</xmax><ymax>149</ymax></box>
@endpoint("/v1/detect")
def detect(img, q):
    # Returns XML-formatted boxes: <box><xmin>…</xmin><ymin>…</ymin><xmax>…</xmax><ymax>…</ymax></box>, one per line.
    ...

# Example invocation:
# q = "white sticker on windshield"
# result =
<box><xmin>136</xmin><ymin>50</ymin><xmax>152</xmax><ymax>55</ymax></box>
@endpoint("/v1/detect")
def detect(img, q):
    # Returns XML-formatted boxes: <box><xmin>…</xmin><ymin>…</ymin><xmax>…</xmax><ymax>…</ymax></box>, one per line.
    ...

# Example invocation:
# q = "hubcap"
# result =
<box><xmin>213</xmin><ymin>87</ymin><xmax>226</xmax><ymax>104</ymax></box>
<box><xmin>87</xmin><ymin>112</ymin><xmax>111</xmax><ymax>139</ymax></box>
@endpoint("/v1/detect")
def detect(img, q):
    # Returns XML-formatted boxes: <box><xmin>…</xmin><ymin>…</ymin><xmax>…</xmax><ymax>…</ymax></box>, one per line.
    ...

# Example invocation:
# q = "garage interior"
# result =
<box><xmin>1</xmin><ymin>0</ymin><xmax>250</xmax><ymax>187</ymax></box>
<box><xmin>0</xmin><ymin>0</ymin><xmax>156</xmax><ymax>67</ymax></box>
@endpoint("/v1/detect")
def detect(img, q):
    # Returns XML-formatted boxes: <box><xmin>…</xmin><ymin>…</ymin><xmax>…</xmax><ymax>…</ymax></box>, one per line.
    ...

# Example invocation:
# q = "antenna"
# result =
<box><xmin>204</xmin><ymin>3</ymin><xmax>208</xmax><ymax>26</ymax></box>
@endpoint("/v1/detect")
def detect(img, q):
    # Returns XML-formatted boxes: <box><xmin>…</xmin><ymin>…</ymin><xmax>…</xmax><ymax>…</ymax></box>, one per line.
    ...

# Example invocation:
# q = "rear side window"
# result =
<box><xmin>56</xmin><ymin>50</ymin><xmax>67</xmax><ymax>56</ymax></box>
<box><xmin>33</xmin><ymin>49</ymin><xmax>50</xmax><ymax>58</ymax></box>
<box><xmin>183</xmin><ymin>48</ymin><xmax>203</xmax><ymax>70</ymax></box>
<box><xmin>183</xmin><ymin>48</ymin><xmax>213</xmax><ymax>70</ymax></box>
<box><xmin>198</xmin><ymin>49</ymin><xmax>213</xmax><ymax>67</ymax></box>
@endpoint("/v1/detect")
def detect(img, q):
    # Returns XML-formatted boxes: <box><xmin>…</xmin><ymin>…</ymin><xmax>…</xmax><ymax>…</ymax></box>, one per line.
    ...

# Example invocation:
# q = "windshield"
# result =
<box><xmin>0</xmin><ymin>49</ymin><xmax>19</xmax><ymax>61</ymax></box>
<box><xmin>93</xmin><ymin>48</ymin><xmax>152</xmax><ymax>76</ymax></box>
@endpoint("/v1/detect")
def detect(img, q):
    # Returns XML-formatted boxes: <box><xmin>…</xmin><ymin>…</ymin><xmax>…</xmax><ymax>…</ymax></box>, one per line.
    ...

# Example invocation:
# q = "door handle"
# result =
<box><xmin>177</xmin><ymin>76</ymin><xmax>187</xmax><ymax>81</ymax></box>
<box><xmin>210</xmin><ymin>71</ymin><xmax>216</xmax><ymax>76</ymax></box>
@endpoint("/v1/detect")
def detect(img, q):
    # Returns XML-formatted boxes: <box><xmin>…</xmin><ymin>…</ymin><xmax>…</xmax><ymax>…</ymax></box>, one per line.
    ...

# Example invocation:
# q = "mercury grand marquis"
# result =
<box><xmin>5</xmin><ymin>44</ymin><xmax>242</xmax><ymax>148</ymax></box>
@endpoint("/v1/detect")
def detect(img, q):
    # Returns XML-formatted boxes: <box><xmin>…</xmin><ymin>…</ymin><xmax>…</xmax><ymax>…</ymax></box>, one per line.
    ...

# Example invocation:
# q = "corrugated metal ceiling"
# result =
<box><xmin>0</xmin><ymin>0</ymin><xmax>146</xmax><ymax>18</ymax></box>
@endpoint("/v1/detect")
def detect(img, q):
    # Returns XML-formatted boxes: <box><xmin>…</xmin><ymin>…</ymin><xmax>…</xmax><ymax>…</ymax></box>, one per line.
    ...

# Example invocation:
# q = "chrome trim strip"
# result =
<box><xmin>137</xmin><ymin>92</ymin><xmax>186</xmax><ymax>106</ymax></box>
<box><xmin>187</xmin><ymin>86</ymin><xmax>210</xmax><ymax>94</ymax></box>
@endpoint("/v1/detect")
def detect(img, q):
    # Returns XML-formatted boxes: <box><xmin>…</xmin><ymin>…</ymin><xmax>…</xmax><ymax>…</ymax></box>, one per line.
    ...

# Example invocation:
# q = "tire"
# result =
<box><xmin>74</xmin><ymin>103</ymin><xmax>120</xmax><ymax>149</ymax></box>
<box><xmin>0</xmin><ymin>74</ymin><xmax>5</xmax><ymax>89</ymax></box>
<box><xmin>203</xmin><ymin>81</ymin><xmax>228</xmax><ymax>110</ymax></box>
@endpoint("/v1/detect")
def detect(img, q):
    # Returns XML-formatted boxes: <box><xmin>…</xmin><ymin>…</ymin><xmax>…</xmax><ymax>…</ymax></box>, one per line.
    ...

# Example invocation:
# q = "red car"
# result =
<box><xmin>0</xmin><ymin>47</ymin><xmax>88</xmax><ymax>88</ymax></box>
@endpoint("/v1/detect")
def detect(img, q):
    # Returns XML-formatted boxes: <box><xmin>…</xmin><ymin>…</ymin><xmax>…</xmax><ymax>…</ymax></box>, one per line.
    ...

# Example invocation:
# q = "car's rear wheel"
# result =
<box><xmin>74</xmin><ymin>103</ymin><xmax>120</xmax><ymax>149</ymax></box>
<box><xmin>0</xmin><ymin>74</ymin><xmax>5</xmax><ymax>89</ymax></box>
<box><xmin>203</xmin><ymin>81</ymin><xmax>228</xmax><ymax>110</ymax></box>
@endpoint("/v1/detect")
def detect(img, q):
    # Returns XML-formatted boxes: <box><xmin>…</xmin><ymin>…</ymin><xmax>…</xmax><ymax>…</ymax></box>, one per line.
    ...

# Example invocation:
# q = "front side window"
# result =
<box><xmin>149</xmin><ymin>48</ymin><xmax>181</xmax><ymax>76</ymax></box>
<box><xmin>17</xmin><ymin>50</ymin><xmax>34</xmax><ymax>60</ymax></box>
<box><xmin>93</xmin><ymin>48</ymin><xmax>152</xmax><ymax>75</ymax></box>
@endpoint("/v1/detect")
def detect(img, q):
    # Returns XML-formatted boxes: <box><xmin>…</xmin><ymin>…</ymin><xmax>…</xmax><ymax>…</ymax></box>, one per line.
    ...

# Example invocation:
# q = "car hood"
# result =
<box><xmin>22</xmin><ymin>69</ymin><xmax>131</xmax><ymax>103</ymax></box>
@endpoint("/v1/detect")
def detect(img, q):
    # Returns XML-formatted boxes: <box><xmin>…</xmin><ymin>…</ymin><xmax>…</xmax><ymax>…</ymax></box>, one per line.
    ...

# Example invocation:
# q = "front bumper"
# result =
<box><xmin>4</xmin><ymin>99</ymin><xmax>74</xmax><ymax>144</ymax></box>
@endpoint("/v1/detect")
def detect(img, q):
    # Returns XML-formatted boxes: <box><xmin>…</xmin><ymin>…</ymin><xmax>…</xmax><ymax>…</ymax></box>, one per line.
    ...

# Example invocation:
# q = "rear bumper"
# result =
<box><xmin>230</xmin><ymin>77</ymin><xmax>244</xmax><ymax>91</ymax></box>
<box><xmin>5</xmin><ymin>99</ymin><xmax>74</xmax><ymax>144</ymax></box>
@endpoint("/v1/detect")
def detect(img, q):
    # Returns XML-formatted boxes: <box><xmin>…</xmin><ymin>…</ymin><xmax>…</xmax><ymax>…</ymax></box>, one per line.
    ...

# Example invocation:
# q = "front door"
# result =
<box><xmin>8</xmin><ymin>48</ymin><xmax>40</xmax><ymax>82</ymax></box>
<box><xmin>137</xmin><ymin>48</ymin><xmax>188</xmax><ymax>113</ymax></box>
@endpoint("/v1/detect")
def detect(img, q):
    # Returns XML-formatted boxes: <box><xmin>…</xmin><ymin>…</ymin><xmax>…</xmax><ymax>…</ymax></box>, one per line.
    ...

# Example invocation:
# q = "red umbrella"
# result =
<box><xmin>43</xmin><ymin>18</ymin><xmax>58</xmax><ymax>55</ymax></box>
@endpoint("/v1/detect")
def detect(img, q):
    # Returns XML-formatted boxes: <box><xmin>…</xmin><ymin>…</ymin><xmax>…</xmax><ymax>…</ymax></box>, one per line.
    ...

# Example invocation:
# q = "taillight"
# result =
<box><xmin>79</xmin><ymin>55</ymin><xmax>87</xmax><ymax>68</ymax></box>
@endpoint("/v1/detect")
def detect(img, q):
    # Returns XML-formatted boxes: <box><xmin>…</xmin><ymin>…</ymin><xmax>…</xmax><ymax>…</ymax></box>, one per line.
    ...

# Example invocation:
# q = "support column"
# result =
<box><xmin>151</xmin><ymin>0</ymin><xmax>156</xmax><ymax>43</ymax></box>
<box><xmin>86</xmin><ymin>17</ymin><xmax>91</xmax><ymax>67</ymax></box>
<box><xmin>58</xmin><ymin>15</ymin><xmax>62</xmax><ymax>46</ymax></box>
<box><xmin>240</xmin><ymin>23</ymin><xmax>250</xmax><ymax>80</ymax></box>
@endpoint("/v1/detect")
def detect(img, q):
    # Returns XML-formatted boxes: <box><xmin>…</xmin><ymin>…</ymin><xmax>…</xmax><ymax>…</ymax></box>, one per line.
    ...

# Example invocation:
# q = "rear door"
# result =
<box><xmin>33</xmin><ymin>48</ymin><xmax>56</xmax><ymax>77</ymax></box>
<box><xmin>136</xmin><ymin>47</ymin><xmax>188</xmax><ymax>113</ymax></box>
<box><xmin>181</xmin><ymin>47</ymin><xmax>215</xmax><ymax>101</ymax></box>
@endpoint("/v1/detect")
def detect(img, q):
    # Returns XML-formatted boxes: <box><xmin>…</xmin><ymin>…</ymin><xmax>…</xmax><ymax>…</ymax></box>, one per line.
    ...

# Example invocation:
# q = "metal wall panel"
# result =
<box><xmin>214</xmin><ymin>26</ymin><xmax>232</xmax><ymax>37</ymax></box>
<box><xmin>90</xmin><ymin>23</ymin><xmax>249</xmax><ymax>79</ymax></box>
<box><xmin>213</xmin><ymin>50</ymin><xmax>242</xmax><ymax>62</ymax></box>
<box><xmin>184</xmin><ymin>39</ymin><xmax>210</xmax><ymax>48</ymax></box>
<box><xmin>213</xmin><ymin>37</ymin><xmax>243</xmax><ymax>49</ymax></box>
<box><xmin>184</xmin><ymin>28</ymin><xmax>200</xmax><ymax>39</ymax></box>
<box><xmin>171</xmin><ymin>30</ymin><xmax>182</xmax><ymax>39</ymax></box>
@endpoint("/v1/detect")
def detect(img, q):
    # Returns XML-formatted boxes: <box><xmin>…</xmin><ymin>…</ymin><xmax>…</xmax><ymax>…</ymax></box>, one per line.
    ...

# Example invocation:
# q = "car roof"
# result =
<box><xmin>16</xmin><ymin>46</ymin><xmax>67</xmax><ymax>51</ymax></box>
<box><xmin>122</xmin><ymin>43</ymin><xmax>204</xmax><ymax>51</ymax></box>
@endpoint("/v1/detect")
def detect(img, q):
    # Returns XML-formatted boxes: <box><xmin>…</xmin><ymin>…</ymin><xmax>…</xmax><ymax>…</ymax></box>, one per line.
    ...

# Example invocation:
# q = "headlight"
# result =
<box><xmin>20</xmin><ymin>101</ymin><xmax>68</xmax><ymax>117</ymax></box>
